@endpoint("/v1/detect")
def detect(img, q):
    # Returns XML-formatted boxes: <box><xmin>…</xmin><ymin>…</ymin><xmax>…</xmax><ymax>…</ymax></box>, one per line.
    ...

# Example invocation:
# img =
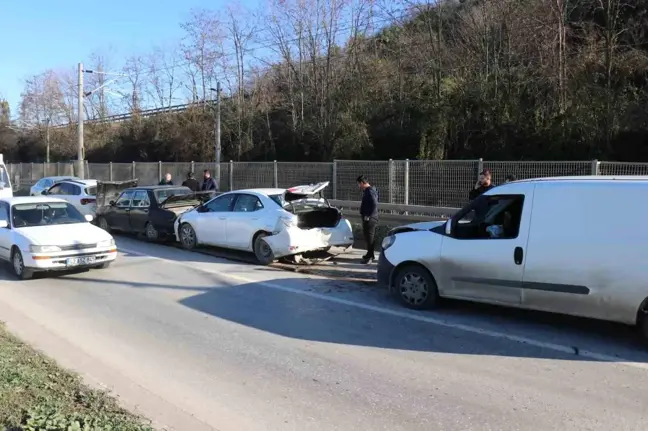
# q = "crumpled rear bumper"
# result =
<box><xmin>263</xmin><ymin>220</ymin><xmax>354</xmax><ymax>259</ymax></box>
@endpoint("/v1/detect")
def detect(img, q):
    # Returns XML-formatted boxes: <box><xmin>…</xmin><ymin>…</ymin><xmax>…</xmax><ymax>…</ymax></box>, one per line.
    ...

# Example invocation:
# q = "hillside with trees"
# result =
<box><xmin>2</xmin><ymin>0</ymin><xmax>647</xmax><ymax>163</ymax></box>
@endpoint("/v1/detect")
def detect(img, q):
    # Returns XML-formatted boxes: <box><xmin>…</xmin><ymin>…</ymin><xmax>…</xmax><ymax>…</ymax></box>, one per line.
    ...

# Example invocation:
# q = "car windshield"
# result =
<box><xmin>12</xmin><ymin>202</ymin><xmax>86</xmax><ymax>227</ymax></box>
<box><xmin>154</xmin><ymin>187</ymin><xmax>192</xmax><ymax>203</ymax></box>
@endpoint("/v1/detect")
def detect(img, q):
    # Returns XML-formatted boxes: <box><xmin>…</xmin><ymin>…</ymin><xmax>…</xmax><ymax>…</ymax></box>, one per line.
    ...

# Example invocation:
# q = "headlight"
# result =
<box><xmin>98</xmin><ymin>238</ymin><xmax>115</xmax><ymax>248</ymax></box>
<box><xmin>29</xmin><ymin>245</ymin><xmax>62</xmax><ymax>253</ymax></box>
<box><xmin>381</xmin><ymin>235</ymin><xmax>396</xmax><ymax>251</ymax></box>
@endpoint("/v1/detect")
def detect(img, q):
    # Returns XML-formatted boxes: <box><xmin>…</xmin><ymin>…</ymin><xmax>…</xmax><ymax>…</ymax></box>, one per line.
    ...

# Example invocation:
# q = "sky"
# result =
<box><xmin>0</xmin><ymin>0</ymin><xmax>257</xmax><ymax>117</ymax></box>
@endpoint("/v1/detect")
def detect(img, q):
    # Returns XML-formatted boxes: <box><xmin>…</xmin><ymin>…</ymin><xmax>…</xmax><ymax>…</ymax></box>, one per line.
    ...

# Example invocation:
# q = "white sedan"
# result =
<box><xmin>174</xmin><ymin>182</ymin><xmax>354</xmax><ymax>264</ymax></box>
<box><xmin>0</xmin><ymin>197</ymin><xmax>117</xmax><ymax>279</ymax></box>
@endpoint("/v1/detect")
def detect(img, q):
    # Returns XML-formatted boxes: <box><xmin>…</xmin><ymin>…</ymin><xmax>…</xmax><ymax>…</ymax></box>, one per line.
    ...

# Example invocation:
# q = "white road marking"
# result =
<box><xmin>117</xmin><ymin>246</ymin><xmax>648</xmax><ymax>370</ymax></box>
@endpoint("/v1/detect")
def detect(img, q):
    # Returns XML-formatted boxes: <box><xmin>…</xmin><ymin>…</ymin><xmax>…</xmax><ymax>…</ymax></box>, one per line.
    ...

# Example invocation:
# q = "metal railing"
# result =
<box><xmin>8</xmin><ymin>158</ymin><xmax>648</xmax><ymax>210</ymax></box>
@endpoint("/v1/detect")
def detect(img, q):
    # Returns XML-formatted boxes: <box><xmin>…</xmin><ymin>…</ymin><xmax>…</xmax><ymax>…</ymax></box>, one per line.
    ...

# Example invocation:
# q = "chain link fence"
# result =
<box><xmin>8</xmin><ymin>159</ymin><xmax>648</xmax><ymax>206</ymax></box>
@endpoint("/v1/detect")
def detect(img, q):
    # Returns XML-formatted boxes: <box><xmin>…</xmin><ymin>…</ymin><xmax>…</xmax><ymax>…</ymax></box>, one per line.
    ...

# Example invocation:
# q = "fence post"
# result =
<box><xmin>158</xmin><ymin>161</ymin><xmax>162</xmax><ymax>181</ymax></box>
<box><xmin>332</xmin><ymin>160</ymin><xmax>338</xmax><ymax>200</ymax></box>
<box><xmin>56</xmin><ymin>162</ymin><xmax>60</xmax><ymax>176</ymax></box>
<box><xmin>477</xmin><ymin>158</ymin><xmax>484</xmax><ymax>179</ymax></box>
<box><xmin>109</xmin><ymin>162</ymin><xmax>113</xmax><ymax>181</ymax></box>
<box><xmin>404</xmin><ymin>159</ymin><xmax>410</xmax><ymax>206</ymax></box>
<box><xmin>191</xmin><ymin>161</ymin><xmax>195</xmax><ymax>174</ymax></box>
<box><xmin>229</xmin><ymin>160</ymin><xmax>234</xmax><ymax>191</ymax></box>
<box><xmin>30</xmin><ymin>162</ymin><xmax>34</xmax><ymax>183</ymax></box>
<box><xmin>591</xmin><ymin>159</ymin><xmax>600</xmax><ymax>176</ymax></box>
<box><xmin>388</xmin><ymin>159</ymin><xmax>394</xmax><ymax>204</ymax></box>
<box><xmin>132</xmin><ymin>161</ymin><xmax>136</xmax><ymax>180</ymax></box>
<box><xmin>273</xmin><ymin>160</ymin><xmax>278</xmax><ymax>188</ymax></box>
<box><xmin>43</xmin><ymin>162</ymin><xmax>46</xmax><ymax>177</ymax></box>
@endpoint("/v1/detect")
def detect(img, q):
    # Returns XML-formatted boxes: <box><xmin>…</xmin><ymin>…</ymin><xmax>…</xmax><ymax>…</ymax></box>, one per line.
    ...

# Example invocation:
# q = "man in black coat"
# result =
<box><xmin>159</xmin><ymin>173</ymin><xmax>173</xmax><ymax>186</ymax></box>
<box><xmin>469</xmin><ymin>169</ymin><xmax>495</xmax><ymax>201</ymax></box>
<box><xmin>182</xmin><ymin>172</ymin><xmax>200</xmax><ymax>191</ymax></box>
<box><xmin>201</xmin><ymin>170</ymin><xmax>218</xmax><ymax>191</ymax></box>
<box><xmin>357</xmin><ymin>175</ymin><xmax>379</xmax><ymax>264</ymax></box>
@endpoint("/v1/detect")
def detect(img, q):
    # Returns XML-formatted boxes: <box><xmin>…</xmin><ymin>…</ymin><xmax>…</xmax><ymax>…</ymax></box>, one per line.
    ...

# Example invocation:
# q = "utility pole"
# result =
<box><xmin>45</xmin><ymin>117</ymin><xmax>50</xmax><ymax>163</ymax></box>
<box><xmin>77</xmin><ymin>62</ymin><xmax>85</xmax><ymax>179</ymax></box>
<box><xmin>210</xmin><ymin>83</ymin><xmax>221</xmax><ymax>190</ymax></box>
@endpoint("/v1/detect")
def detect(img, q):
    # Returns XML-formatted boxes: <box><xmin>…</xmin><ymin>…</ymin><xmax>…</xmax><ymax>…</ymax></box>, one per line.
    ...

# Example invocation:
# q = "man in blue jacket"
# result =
<box><xmin>357</xmin><ymin>175</ymin><xmax>378</xmax><ymax>264</ymax></box>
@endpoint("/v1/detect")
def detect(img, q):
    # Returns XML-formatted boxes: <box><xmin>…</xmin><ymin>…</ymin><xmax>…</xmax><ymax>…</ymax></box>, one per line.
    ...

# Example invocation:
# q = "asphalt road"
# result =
<box><xmin>0</xmin><ymin>236</ymin><xmax>647</xmax><ymax>430</ymax></box>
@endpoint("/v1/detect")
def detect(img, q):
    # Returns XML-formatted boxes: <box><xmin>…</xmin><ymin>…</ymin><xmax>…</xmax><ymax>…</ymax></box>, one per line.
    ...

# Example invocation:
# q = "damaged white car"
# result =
<box><xmin>173</xmin><ymin>182</ymin><xmax>354</xmax><ymax>264</ymax></box>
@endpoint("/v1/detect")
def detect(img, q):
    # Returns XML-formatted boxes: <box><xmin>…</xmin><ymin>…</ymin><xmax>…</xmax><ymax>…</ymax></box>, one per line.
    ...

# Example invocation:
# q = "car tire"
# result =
<box><xmin>393</xmin><ymin>264</ymin><xmax>439</xmax><ymax>310</ymax></box>
<box><xmin>253</xmin><ymin>233</ymin><xmax>275</xmax><ymax>265</ymax></box>
<box><xmin>179</xmin><ymin>223</ymin><xmax>197</xmax><ymax>250</ymax></box>
<box><xmin>11</xmin><ymin>248</ymin><xmax>33</xmax><ymax>280</ymax></box>
<box><xmin>145</xmin><ymin>222</ymin><xmax>159</xmax><ymax>241</ymax></box>
<box><xmin>97</xmin><ymin>216</ymin><xmax>111</xmax><ymax>233</ymax></box>
<box><xmin>96</xmin><ymin>261</ymin><xmax>112</xmax><ymax>269</ymax></box>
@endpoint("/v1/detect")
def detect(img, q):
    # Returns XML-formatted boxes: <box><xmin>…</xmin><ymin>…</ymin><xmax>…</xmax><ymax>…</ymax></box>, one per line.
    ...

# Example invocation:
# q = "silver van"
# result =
<box><xmin>377</xmin><ymin>176</ymin><xmax>648</xmax><ymax>338</ymax></box>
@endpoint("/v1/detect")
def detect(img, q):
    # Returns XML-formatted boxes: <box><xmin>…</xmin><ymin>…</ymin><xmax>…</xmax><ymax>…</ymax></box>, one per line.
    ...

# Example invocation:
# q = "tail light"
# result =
<box><xmin>81</xmin><ymin>198</ymin><xmax>96</xmax><ymax>205</ymax></box>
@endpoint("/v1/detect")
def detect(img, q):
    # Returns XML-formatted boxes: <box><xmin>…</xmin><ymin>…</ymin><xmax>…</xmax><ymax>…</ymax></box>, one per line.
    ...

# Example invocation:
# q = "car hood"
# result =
<box><xmin>15</xmin><ymin>223</ymin><xmax>112</xmax><ymax>246</ymax></box>
<box><xmin>284</xmin><ymin>181</ymin><xmax>329</xmax><ymax>202</ymax></box>
<box><xmin>96</xmin><ymin>179</ymin><xmax>139</xmax><ymax>207</ymax></box>
<box><xmin>390</xmin><ymin>220</ymin><xmax>446</xmax><ymax>235</ymax></box>
<box><xmin>160</xmin><ymin>190</ymin><xmax>216</xmax><ymax>208</ymax></box>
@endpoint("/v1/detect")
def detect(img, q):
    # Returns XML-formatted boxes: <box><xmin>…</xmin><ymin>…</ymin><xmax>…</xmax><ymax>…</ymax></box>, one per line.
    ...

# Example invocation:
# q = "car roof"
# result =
<box><xmin>512</xmin><ymin>175</ymin><xmax>648</xmax><ymax>184</ymax></box>
<box><xmin>44</xmin><ymin>175</ymin><xmax>78</xmax><ymax>180</ymax></box>
<box><xmin>1</xmin><ymin>196</ymin><xmax>67</xmax><ymax>205</ymax></box>
<box><xmin>232</xmin><ymin>188</ymin><xmax>285</xmax><ymax>196</ymax></box>
<box><xmin>124</xmin><ymin>185</ymin><xmax>192</xmax><ymax>191</ymax></box>
<box><xmin>55</xmin><ymin>179</ymin><xmax>97</xmax><ymax>186</ymax></box>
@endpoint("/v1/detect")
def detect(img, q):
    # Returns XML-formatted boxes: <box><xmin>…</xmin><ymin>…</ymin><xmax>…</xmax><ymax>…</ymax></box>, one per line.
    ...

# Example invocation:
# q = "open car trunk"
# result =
<box><xmin>284</xmin><ymin>181</ymin><xmax>341</xmax><ymax>229</ymax></box>
<box><xmin>160</xmin><ymin>191</ymin><xmax>216</xmax><ymax>216</ymax></box>
<box><xmin>293</xmin><ymin>207</ymin><xmax>341</xmax><ymax>229</ymax></box>
<box><xmin>96</xmin><ymin>179</ymin><xmax>138</xmax><ymax>208</ymax></box>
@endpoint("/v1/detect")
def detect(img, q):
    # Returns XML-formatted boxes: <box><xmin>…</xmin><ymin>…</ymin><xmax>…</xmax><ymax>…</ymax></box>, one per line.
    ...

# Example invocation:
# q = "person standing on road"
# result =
<box><xmin>159</xmin><ymin>173</ymin><xmax>173</xmax><ymax>186</ymax></box>
<box><xmin>182</xmin><ymin>172</ymin><xmax>200</xmax><ymax>191</ymax></box>
<box><xmin>357</xmin><ymin>175</ymin><xmax>378</xmax><ymax>264</ymax></box>
<box><xmin>469</xmin><ymin>169</ymin><xmax>494</xmax><ymax>201</ymax></box>
<box><xmin>201</xmin><ymin>170</ymin><xmax>218</xmax><ymax>191</ymax></box>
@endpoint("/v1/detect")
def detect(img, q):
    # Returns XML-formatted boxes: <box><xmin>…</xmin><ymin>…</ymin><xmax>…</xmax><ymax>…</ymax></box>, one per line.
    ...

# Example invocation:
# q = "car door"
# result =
<box><xmin>438</xmin><ymin>185</ymin><xmax>533</xmax><ymax>306</ymax></box>
<box><xmin>128</xmin><ymin>190</ymin><xmax>151</xmax><ymax>233</ymax></box>
<box><xmin>108</xmin><ymin>190</ymin><xmax>135</xmax><ymax>231</ymax></box>
<box><xmin>0</xmin><ymin>202</ymin><xmax>12</xmax><ymax>260</ymax></box>
<box><xmin>228</xmin><ymin>194</ymin><xmax>265</xmax><ymax>249</ymax></box>
<box><xmin>194</xmin><ymin>193</ymin><xmax>236</xmax><ymax>247</ymax></box>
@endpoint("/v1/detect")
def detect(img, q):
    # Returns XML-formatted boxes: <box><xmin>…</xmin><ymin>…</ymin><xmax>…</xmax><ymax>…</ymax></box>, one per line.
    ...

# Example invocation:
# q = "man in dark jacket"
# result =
<box><xmin>469</xmin><ymin>169</ymin><xmax>495</xmax><ymax>201</ymax></box>
<box><xmin>159</xmin><ymin>173</ymin><xmax>173</xmax><ymax>186</ymax></box>
<box><xmin>182</xmin><ymin>172</ymin><xmax>200</xmax><ymax>191</ymax></box>
<box><xmin>201</xmin><ymin>170</ymin><xmax>218</xmax><ymax>191</ymax></box>
<box><xmin>357</xmin><ymin>175</ymin><xmax>379</xmax><ymax>264</ymax></box>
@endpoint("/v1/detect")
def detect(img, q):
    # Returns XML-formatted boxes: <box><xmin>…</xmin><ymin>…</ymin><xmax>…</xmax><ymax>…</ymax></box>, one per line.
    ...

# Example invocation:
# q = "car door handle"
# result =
<box><xmin>219</xmin><ymin>217</ymin><xmax>226</xmax><ymax>220</ymax></box>
<box><xmin>514</xmin><ymin>247</ymin><xmax>524</xmax><ymax>265</ymax></box>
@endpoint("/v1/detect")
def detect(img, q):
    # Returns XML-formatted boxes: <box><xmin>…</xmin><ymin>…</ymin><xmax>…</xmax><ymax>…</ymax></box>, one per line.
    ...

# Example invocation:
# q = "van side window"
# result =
<box><xmin>452</xmin><ymin>195</ymin><xmax>525</xmax><ymax>240</ymax></box>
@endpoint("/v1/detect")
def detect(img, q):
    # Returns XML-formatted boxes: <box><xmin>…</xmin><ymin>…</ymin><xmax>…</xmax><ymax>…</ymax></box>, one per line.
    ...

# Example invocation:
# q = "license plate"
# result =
<box><xmin>65</xmin><ymin>256</ymin><xmax>96</xmax><ymax>266</ymax></box>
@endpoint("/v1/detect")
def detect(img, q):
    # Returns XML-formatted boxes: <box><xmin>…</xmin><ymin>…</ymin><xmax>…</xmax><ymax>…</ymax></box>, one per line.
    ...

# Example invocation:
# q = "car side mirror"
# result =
<box><xmin>109</xmin><ymin>200</ymin><xmax>116</xmax><ymax>206</ymax></box>
<box><xmin>445</xmin><ymin>219</ymin><xmax>452</xmax><ymax>236</ymax></box>
<box><xmin>0</xmin><ymin>220</ymin><xmax>8</xmax><ymax>229</ymax></box>
<box><xmin>41</xmin><ymin>190</ymin><xmax>47</xmax><ymax>195</ymax></box>
<box><xmin>84</xmin><ymin>214</ymin><xmax>94</xmax><ymax>222</ymax></box>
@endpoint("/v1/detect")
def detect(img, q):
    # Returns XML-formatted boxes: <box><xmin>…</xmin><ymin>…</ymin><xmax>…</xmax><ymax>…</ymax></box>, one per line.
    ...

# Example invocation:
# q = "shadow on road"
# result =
<box><xmin>59</xmin><ymin>245</ymin><xmax>648</xmax><ymax>364</ymax></box>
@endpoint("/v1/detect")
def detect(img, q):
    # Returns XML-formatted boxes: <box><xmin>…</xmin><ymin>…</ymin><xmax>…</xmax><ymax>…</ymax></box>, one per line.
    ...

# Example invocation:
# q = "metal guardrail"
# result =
<box><xmin>330</xmin><ymin>200</ymin><xmax>459</xmax><ymax>224</ymax></box>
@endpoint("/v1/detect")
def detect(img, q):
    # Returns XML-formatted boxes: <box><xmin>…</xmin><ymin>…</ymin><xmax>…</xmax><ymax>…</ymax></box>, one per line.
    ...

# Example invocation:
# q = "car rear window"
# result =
<box><xmin>85</xmin><ymin>186</ymin><xmax>97</xmax><ymax>196</ymax></box>
<box><xmin>269</xmin><ymin>194</ymin><xmax>284</xmax><ymax>207</ymax></box>
<box><xmin>155</xmin><ymin>187</ymin><xmax>191</xmax><ymax>202</ymax></box>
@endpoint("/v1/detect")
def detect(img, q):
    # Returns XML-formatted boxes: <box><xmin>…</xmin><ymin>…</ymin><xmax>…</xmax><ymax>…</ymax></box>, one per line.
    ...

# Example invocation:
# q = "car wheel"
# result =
<box><xmin>254</xmin><ymin>233</ymin><xmax>275</xmax><ymax>265</ymax></box>
<box><xmin>393</xmin><ymin>264</ymin><xmax>439</xmax><ymax>310</ymax></box>
<box><xmin>179</xmin><ymin>223</ymin><xmax>197</xmax><ymax>250</ymax></box>
<box><xmin>11</xmin><ymin>248</ymin><xmax>33</xmax><ymax>280</ymax></box>
<box><xmin>96</xmin><ymin>261</ymin><xmax>112</xmax><ymax>269</ymax></box>
<box><xmin>145</xmin><ymin>222</ymin><xmax>159</xmax><ymax>241</ymax></box>
<box><xmin>97</xmin><ymin>216</ymin><xmax>111</xmax><ymax>232</ymax></box>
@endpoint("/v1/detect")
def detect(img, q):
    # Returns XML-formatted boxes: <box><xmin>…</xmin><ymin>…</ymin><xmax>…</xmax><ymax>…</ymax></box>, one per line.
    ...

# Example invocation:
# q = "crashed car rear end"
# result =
<box><xmin>262</xmin><ymin>182</ymin><xmax>354</xmax><ymax>261</ymax></box>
